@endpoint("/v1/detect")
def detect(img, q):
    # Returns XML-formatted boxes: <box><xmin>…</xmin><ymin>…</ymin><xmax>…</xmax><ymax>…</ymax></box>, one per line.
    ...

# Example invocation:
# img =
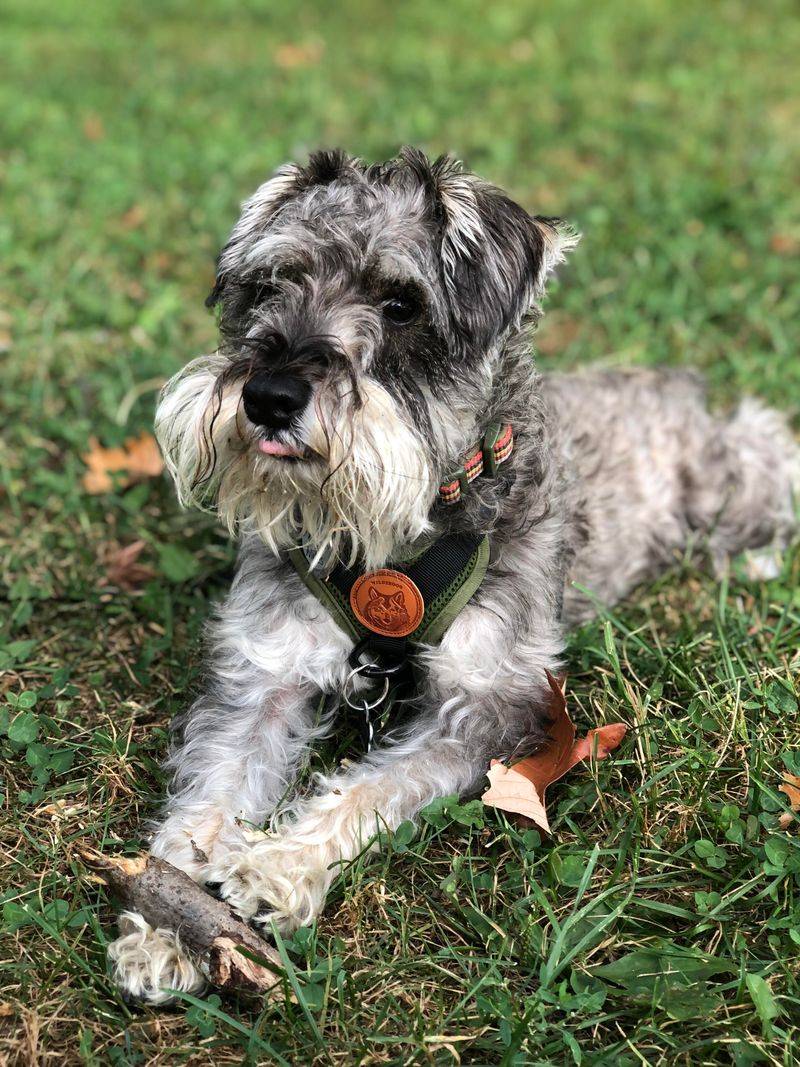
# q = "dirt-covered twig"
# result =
<box><xmin>80</xmin><ymin>847</ymin><xmax>282</xmax><ymax>996</ymax></box>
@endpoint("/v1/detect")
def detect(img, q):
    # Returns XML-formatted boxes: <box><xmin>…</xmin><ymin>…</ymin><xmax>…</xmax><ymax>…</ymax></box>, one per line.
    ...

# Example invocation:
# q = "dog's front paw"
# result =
<box><xmin>206</xmin><ymin>842</ymin><xmax>328</xmax><ymax>935</ymax></box>
<box><xmin>742</xmin><ymin>546</ymin><xmax>784</xmax><ymax>581</ymax></box>
<box><xmin>108</xmin><ymin>911</ymin><xmax>206</xmax><ymax>1006</ymax></box>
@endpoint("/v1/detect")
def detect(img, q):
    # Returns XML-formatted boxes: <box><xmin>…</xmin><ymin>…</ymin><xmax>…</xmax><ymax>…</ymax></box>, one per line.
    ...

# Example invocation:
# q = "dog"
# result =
<box><xmin>108</xmin><ymin>148</ymin><xmax>799</xmax><ymax>1004</ymax></box>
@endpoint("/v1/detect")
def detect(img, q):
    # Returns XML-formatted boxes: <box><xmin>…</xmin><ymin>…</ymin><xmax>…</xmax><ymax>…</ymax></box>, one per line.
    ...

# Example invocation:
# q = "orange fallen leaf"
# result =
<box><xmin>570</xmin><ymin>722</ymin><xmax>629</xmax><ymax>764</ymax></box>
<box><xmin>778</xmin><ymin>772</ymin><xmax>800</xmax><ymax>830</ymax></box>
<box><xmin>146</xmin><ymin>250</ymin><xmax>174</xmax><ymax>274</ymax></box>
<box><xmin>535</xmin><ymin>311</ymin><xmax>582</xmax><ymax>356</ymax></box>
<box><xmin>120</xmin><ymin>203</ymin><xmax>146</xmax><ymax>229</ymax></box>
<box><xmin>82</xmin><ymin>432</ymin><xmax>164</xmax><ymax>494</ymax></box>
<box><xmin>482</xmin><ymin>671</ymin><xmax>627</xmax><ymax>833</ymax></box>
<box><xmin>274</xmin><ymin>40</ymin><xmax>324</xmax><ymax>69</ymax></box>
<box><xmin>769</xmin><ymin>232</ymin><xmax>799</xmax><ymax>256</ymax></box>
<box><xmin>82</xmin><ymin>113</ymin><xmax>105</xmax><ymax>141</ymax></box>
<box><xmin>101</xmin><ymin>540</ymin><xmax>155</xmax><ymax>591</ymax></box>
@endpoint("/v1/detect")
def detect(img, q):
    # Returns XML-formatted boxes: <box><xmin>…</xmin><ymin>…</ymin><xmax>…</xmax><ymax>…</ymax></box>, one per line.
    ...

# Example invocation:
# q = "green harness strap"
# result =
<box><xmin>287</xmin><ymin>535</ymin><xmax>490</xmax><ymax>648</ymax></box>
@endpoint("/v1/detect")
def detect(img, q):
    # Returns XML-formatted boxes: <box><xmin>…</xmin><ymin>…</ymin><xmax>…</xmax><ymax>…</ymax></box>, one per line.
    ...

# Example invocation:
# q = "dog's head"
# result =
<box><xmin>156</xmin><ymin>148</ymin><xmax>575</xmax><ymax>567</ymax></box>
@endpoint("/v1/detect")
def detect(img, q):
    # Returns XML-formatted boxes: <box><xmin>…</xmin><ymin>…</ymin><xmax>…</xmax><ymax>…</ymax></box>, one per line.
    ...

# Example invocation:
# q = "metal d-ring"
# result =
<box><xmin>342</xmin><ymin>663</ymin><xmax>390</xmax><ymax>713</ymax></box>
<box><xmin>348</xmin><ymin>637</ymin><xmax>407</xmax><ymax>679</ymax></box>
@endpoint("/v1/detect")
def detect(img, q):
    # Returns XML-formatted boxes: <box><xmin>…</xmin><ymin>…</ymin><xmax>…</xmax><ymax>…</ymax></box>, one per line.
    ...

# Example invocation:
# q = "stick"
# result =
<box><xmin>80</xmin><ymin>847</ymin><xmax>282</xmax><ymax>996</ymax></box>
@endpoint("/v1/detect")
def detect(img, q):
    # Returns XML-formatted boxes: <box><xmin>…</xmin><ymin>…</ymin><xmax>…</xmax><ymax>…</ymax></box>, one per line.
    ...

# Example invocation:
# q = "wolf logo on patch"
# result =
<box><xmin>350</xmin><ymin>569</ymin><xmax>425</xmax><ymax>638</ymax></box>
<box><xmin>365</xmin><ymin>588</ymin><xmax>409</xmax><ymax>632</ymax></box>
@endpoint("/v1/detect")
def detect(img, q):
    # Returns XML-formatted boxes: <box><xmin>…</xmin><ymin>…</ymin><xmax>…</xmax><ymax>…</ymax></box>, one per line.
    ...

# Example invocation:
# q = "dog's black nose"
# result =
<box><xmin>242</xmin><ymin>372</ymin><xmax>311</xmax><ymax>429</ymax></box>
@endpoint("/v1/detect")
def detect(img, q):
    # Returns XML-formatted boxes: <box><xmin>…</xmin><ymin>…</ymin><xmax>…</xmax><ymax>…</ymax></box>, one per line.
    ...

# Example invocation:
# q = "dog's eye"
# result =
<box><xmin>240</xmin><ymin>272</ymin><xmax>276</xmax><ymax>305</ymax></box>
<box><xmin>382</xmin><ymin>294</ymin><xmax>421</xmax><ymax>326</ymax></box>
<box><xmin>275</xmin><ymin>263</ymin><xmax>305</xmax><ymax>285</ymax></box>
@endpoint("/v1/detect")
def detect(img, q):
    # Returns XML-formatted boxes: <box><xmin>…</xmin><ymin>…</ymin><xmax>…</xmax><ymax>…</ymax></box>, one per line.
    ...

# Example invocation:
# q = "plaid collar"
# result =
<box><xmin>438</xmin><ymin>422</ymin><xmax>514</xmax><ymax>505</ymax></box>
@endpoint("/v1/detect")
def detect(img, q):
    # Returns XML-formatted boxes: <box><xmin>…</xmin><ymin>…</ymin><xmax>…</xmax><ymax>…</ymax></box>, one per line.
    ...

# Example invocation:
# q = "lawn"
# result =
<box><xmin>1</xmin><ymin>0</ymin><xmax>799</xmax><ymax>1062</ymax></box>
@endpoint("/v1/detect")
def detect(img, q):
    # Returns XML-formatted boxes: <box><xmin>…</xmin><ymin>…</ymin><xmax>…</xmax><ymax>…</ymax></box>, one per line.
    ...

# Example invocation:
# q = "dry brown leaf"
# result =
<box><xmin>82</xmin><ymin>113</ymin><xmax>105</xmax><ymax>141</ymax></box>
<box><xmin>146</xmin><ymin>249</ymin><xmax>174</xmax><ymax>273</ymax></box>
<box><xmin>482</xmin><ymin>671</ymin><xmax>627</xmax><ymax>833</ymax></box>
<box><xmin>769</xmin><ymin>232</ymin><xmax>799</xmax><ymax>256</ymax></box>
<box><xmin>778</xmin><ymin>772</ymin><xmax>800</xmax><ymax>830</ymax></box>
<box><xmin>102</xmin><ymin>540</ymin><xmax>155</xmax><ymax>591</ymax></box>
<box><xmin>535</xmin><ymin>311</ymin><xmax>582</xmax><ymax>356</ymax></box>
<box><xmin>120</xmin><ymin>203</ymin><xmax>147</xmax><ymax>229</ymax></box>
<box><xmin>274</xmin><ymin>40</ymin><xmax>324</xmax><ymax>69</ymax></box>
<box><xmin>82</xmin><ymin>432</ymin><xmax>164</xmax><ymax>494</ymax></box>
<box><xmin>483</xmin><ymin>761</ymin><xmax>552</xmax><ymax>829</ymax></box>
<box><xmin>0</xmin><ymin>1002</ymin><xmax>13</xmax><ymax>1017</ymax></box>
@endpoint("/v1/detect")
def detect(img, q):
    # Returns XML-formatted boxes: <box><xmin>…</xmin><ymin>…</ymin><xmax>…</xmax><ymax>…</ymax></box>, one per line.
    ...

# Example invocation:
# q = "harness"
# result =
<box><xmin>288</xmin><ymin>423</ymin><xmax>514</xmax><ymax>748</ymax></box>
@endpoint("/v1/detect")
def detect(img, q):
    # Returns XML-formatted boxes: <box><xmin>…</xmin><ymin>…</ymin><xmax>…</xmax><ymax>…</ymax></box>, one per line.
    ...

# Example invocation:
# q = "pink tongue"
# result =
<box><xmin>258</xmin><ymin>439</ymin><xmax>303</xmax><ymax>458</ymax></box>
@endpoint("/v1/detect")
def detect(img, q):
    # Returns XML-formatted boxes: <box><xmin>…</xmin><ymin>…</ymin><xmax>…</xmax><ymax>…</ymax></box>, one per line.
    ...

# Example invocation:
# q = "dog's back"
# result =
<box><xmin>543</xmin><ymin>367</ymin><xmax>799</xmax><ymax>623</ymax></box>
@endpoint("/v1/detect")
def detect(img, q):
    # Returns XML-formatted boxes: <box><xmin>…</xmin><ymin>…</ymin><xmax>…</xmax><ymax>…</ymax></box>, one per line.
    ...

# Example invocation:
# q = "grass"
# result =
<box><xmin>1</xmin><ymin>0</ymin><xmax>799</xmax><ymax>1062</ymax></box>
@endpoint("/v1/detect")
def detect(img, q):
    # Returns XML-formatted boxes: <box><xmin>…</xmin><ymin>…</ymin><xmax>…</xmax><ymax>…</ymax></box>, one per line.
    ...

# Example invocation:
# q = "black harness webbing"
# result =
<box><xmin>288</xmin><ymin>533</ymin><xmax>490</xmax><ymax>651</ymax></box>
<box><xmin>287</xmin><ymin>533</ymin><xmax>491</xmax><ymax>747</ymax></box>
<box><xmin>327</xmin><ymin>531</ymin><xmax>485</xmax><ymax>658</ymax></box>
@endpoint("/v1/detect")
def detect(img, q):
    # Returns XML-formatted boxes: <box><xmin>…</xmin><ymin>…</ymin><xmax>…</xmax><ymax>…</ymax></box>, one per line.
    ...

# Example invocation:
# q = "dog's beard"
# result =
<box><xmin>155</xmin><ymin>354</ymin><xmax>435</xmax><ymax>569</ymax></box>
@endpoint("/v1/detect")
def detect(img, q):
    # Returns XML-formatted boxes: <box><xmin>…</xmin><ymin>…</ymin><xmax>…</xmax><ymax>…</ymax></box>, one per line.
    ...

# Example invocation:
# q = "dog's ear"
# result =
<box><xmin>207</xmin><ymin>150</ymin><xmax>360</xmax><ymax>307</ymax></box>
<box><xmin>403</xmin><ymin>150</ymin><xmax>578</xmax><ymax>348</ymax></box>
<box><xmin>206</xmin><ymin>163</ymin><xmax>301</xmax><ymax>307</ymax></box>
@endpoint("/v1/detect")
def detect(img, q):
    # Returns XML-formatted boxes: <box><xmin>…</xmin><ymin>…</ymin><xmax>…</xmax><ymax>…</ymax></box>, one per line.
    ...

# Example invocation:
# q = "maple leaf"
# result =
<box><xmin>82</xmin><ymin>432</ymin><xmax>164</xmax><ymax>494</ymax></box>
<box><xmin>769</xmin><ymin>232</ymin><xmax>799</xmax><ymax>256</ymax></box>
<box><xmin>274</xmin><ymin>40</ymin><xmax>324</xmax><ymax>69</ymax></box>
<box><xmin>82</xmin><ymin>113</ymin><xmax>105</xmax><ymax>141</ymax></box>
<box><xmin>120</xmin><ymin>203</ymin><xmax>146</xmax><ymax>230</ymax></box>
<box><xmin>778</xmin><ymin>772</ymin><xmax>800</xmax><ymax>830</ymax></box>
<box><xmin>101</xmin><ymin>540</ymin><xmax>156</xmax><ymax>592</ymax></box>
<box><xmin>482</xmin><ymin>671</ymin><xmax>627</xmax><ymax>833</ymax></box>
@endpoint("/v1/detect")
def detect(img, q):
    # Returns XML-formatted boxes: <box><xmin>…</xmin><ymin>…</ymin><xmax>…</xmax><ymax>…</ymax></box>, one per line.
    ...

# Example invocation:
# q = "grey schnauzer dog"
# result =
<box><xmin>109</xmin><ymin>148</ymin><xmax>798</xmax><ymax>1003</ymax></box>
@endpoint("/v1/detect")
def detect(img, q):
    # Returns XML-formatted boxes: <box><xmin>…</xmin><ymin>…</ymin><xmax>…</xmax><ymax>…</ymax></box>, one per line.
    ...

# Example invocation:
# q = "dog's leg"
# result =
<box><xmin>108</xmin><ymin>552</ymin><xmax>351</xmax><ymax>1004</ymax></box>
<box><xmin>210</xmin><ymin>572</ymin><xmax>563</xmax><ymax>933</ymax></box>
<box><xmin>206</xmin><ymin>723</ymin><xmax>481</xmax><ymax>932</ymax></box>
<box><xmin>107</xmin><ymin>675</ymin><xmax>321</xmax><ymax>1004</ymax></box>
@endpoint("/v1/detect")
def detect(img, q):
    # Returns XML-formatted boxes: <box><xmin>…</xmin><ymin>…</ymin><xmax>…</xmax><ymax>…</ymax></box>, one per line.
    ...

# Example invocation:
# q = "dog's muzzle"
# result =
<box><xmin>242</xmin><ymin>370</ymin><xmax>311</xmax><ymax>431</ymax></box>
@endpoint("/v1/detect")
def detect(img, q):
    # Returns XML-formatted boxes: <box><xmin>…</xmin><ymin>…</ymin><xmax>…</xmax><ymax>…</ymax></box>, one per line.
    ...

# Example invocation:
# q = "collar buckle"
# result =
<box><xmin>438</xmin><ymin>422</ymin><xmax>514</xmax><ymax>505</ymax></box>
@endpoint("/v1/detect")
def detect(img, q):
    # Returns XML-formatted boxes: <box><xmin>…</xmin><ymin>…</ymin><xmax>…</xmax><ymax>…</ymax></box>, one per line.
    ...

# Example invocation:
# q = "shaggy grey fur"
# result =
<box><xmin>108</xmin><ymin>148</ymin><xmax>799</xmax><ymax>1004</ymax></box>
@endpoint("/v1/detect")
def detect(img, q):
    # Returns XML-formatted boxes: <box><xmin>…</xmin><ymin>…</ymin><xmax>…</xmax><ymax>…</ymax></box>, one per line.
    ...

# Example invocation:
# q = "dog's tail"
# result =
<box><xmin>689</xmin><ymin>398</ymin><xmax>799</xmax><ymax>573</ymax></box>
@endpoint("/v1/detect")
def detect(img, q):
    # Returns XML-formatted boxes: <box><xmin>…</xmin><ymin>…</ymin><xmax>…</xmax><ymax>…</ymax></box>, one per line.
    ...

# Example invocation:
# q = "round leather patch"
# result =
<box><xmin>350</xmin><ymin>569</ymin><xmax>425</xmax><ymax>638</ymax></box>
